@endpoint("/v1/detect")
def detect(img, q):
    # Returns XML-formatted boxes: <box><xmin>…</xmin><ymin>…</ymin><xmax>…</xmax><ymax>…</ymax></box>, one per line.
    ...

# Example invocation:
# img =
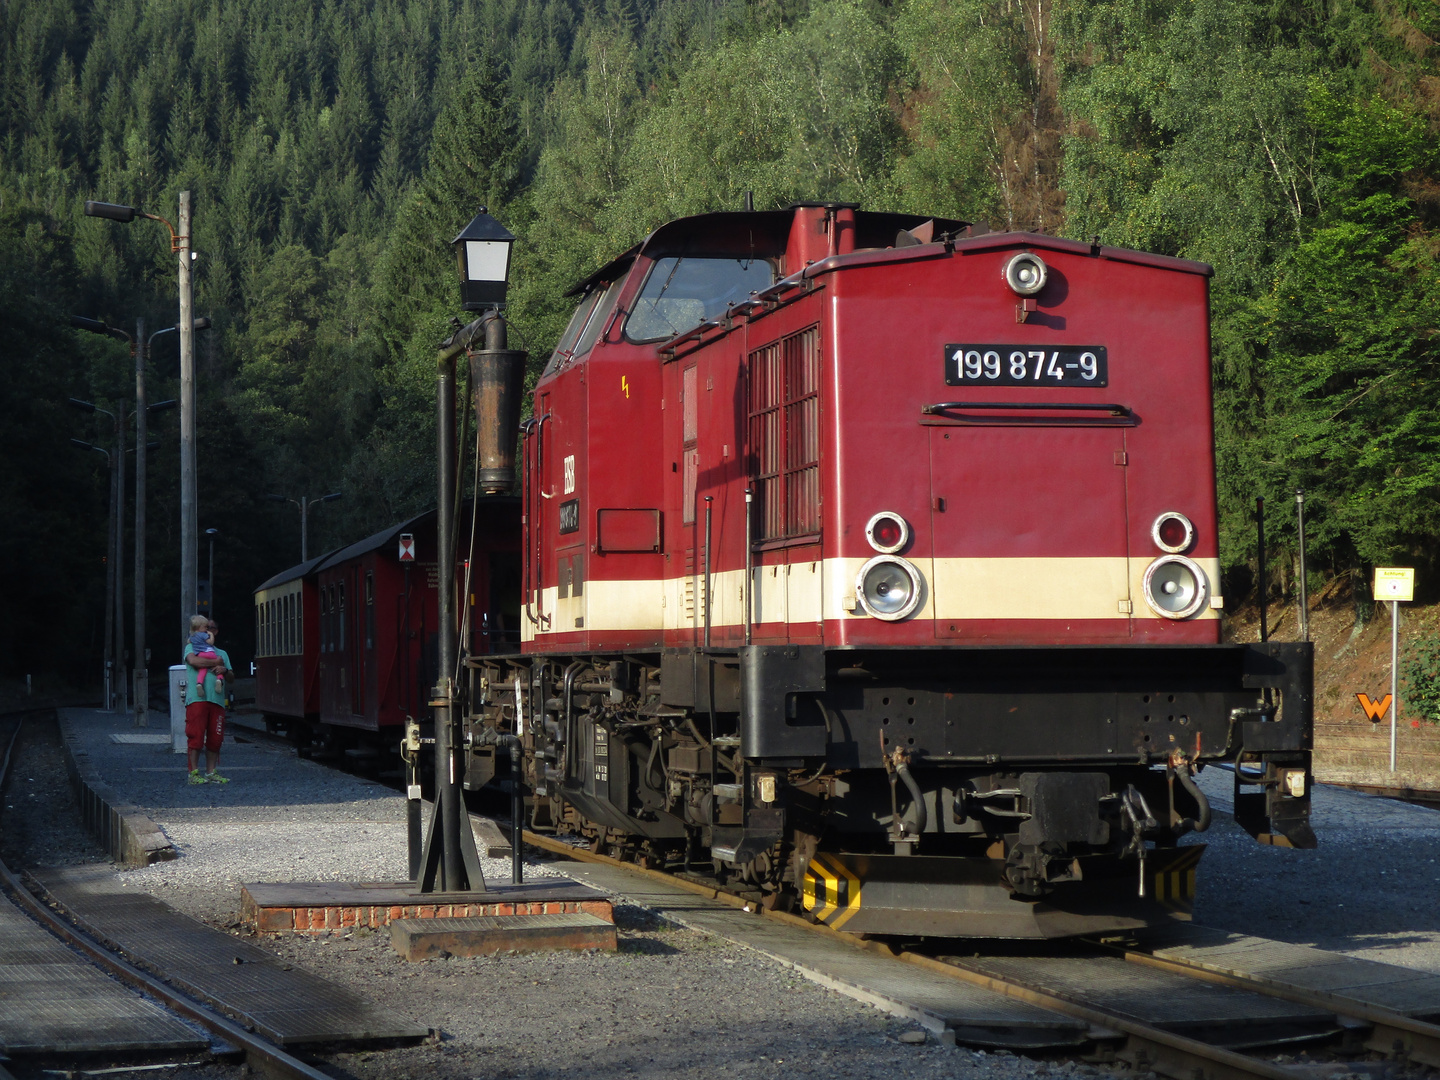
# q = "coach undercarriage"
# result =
<box><xmin>461</xmin><ymin>642</ymin><xmax>1313</xmax><ymax>939</ymax></box>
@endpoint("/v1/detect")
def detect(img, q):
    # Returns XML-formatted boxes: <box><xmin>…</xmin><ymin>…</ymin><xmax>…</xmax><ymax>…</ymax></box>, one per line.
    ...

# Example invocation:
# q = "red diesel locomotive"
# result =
<box><xmin>457</xmin><ymin>203</ymin><xmax>1313</xmax><ymax>938</ymax></box>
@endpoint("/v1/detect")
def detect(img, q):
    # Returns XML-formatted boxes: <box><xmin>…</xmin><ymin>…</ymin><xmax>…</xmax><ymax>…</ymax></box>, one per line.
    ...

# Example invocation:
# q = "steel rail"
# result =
<box><xmin>918</xmin><ymin>952</ymin><xmax>1300</xmax><ymax>1080</ymax></box>
<box><xmin>1117</xmin><ymin>946</ymin><xmax>1440</xmax><ymax>1067</ymax></box>
<box><xmin>518</xmin><ymin>825</ymin><xmax>1396</xmax><ymax>1080</ymax></box>
<box><xmin>0</xmin><ymin>717</ymin><xmax>334</xmax><ymax>1080</ymax></box>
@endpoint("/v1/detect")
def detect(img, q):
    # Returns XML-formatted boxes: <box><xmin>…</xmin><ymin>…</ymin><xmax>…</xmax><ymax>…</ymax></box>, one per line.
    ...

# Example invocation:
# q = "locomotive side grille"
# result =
<box><xmin>749</xmin><ymin>325</ymin><xmax>821</xmax><ymax>541</ymax></box>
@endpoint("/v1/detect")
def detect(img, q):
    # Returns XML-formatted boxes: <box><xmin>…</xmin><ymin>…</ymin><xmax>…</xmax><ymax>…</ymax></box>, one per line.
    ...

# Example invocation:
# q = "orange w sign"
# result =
<box><xmin>1357</xmin><ymin>693</ymin><xmax>1392</xmax><ymax>722</ymax></box>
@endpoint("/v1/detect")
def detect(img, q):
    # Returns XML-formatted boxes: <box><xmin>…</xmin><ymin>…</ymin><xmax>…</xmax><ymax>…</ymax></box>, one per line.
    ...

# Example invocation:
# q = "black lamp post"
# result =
<box><xmin>452</xmin><ymin>208</ymin><xmax>515</xmax><ymax>311</ymax></box>
<box><xmin>415</xmin><ymin>208</ymin><xmax>526</xmax><ymax>895</ymax></box>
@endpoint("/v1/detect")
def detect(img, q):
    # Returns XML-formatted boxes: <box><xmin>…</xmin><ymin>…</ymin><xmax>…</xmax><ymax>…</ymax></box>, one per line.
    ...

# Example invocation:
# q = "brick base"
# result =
<box><xmin>239</xmin><ymin>880</ymin><xmax>614</xmax><ymax>935</ymax></box>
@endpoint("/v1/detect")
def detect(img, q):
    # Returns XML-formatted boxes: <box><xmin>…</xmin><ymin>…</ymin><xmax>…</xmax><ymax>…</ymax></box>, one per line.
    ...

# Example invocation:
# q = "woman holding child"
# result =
<box><xmin>183</xmin><ymin>615</ymin><xmax>231</xmax><ymax>784</ymax></box>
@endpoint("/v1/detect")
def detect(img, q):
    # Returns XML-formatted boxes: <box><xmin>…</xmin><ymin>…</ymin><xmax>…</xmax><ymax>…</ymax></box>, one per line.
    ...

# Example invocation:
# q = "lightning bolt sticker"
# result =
<box><xmin>621</xmin><ymin>375</ymin><xmax>630</xmax><ymax>399</ymax></box>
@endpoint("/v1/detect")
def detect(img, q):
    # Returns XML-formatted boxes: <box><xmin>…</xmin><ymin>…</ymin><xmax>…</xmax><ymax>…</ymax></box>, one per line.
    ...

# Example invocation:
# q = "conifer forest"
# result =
<box><xmin>1</xmin><ymin>0</ymin><xmax>1436</xmax><ymax>679</ymax></box>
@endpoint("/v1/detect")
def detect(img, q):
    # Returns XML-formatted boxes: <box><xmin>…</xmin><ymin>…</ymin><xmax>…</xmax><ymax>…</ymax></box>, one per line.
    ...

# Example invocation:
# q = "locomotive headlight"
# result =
<box><xmin>1142</xmin><ymin>555</ymin><xmax>1209</xmax><ymax>620</ymax></box>
<box><xmin>1004</xmin><ymin>252</ymin><xmax>1048</xmax><ymax>296</ymax></box>
<box><xmin>865</xmin><ymin>511</ymin><xmax>910</xmax><ymax>554</ymax></box>
<box><xmin>857</xmin><ymin>555</ymin><xmax>924</xmax><ymax>621</ymax></box>
<box><xmin>1152</xmin><ymin>511</ymin><xmax>1195</xmax><ymax>553</ymax></box>
<box><xmin>1281</xmin><ymin>770</ymin><xmax>1307</xmax><ymax>798</ymax></box>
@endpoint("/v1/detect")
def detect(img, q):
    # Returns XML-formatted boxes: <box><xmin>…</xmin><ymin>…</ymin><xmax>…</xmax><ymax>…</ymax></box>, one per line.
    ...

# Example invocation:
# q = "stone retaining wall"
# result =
<box><xmin>57</xmin><ymin>715</ymin><xmax>176</xmax><ymax>866</ymax></box>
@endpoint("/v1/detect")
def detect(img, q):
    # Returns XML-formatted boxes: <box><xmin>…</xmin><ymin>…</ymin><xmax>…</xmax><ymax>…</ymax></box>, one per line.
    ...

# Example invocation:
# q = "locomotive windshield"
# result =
<box><xmin>624</xmin><ymin>256</ymin><xmax>775</xmax><ymax>343</ymax></box>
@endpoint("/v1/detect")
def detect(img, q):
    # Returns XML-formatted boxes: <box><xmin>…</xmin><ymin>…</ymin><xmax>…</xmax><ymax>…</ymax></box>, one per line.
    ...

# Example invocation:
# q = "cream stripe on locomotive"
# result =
<box><xmin>522</xmin><ymin>556</ymin><xmax>1221</xmax><ymax>638</ymax></box>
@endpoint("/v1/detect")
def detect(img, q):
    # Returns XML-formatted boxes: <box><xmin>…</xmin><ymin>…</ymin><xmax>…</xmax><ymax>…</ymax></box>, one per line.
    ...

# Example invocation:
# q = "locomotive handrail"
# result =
<box><xmin>921</xmin><ymin>401</ymin><xmax>1137</xmax><ymax>427</ymax></box>
<box><xmin>924</xmin><ymin>401</ymin><xmax>1131</xmax><ymax>415</ymax></box>
<box><xmin>657</xmin><ymin>319</ymin><xmax>722</xmax><ymax>355</ymax></box>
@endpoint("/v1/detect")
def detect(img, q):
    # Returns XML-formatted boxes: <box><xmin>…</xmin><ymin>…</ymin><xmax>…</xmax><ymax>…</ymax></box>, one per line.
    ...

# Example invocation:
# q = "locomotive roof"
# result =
<box><xmin>565</xmin><ymin>209</ymin><xmax>1214</xmax><ymax>297</ymax></box>
<box><xmin>564</xmin><ymin>206</ymin><xmax>971</xmax><ymax>296</ymax></box>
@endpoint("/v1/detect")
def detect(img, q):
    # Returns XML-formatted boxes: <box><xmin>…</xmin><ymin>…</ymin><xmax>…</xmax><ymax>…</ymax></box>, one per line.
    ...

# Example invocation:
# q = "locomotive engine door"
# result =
<box><xmin>928</xmin><ymin>419</ymin><xmax>1132</xmax><ymax>641</ymax></box>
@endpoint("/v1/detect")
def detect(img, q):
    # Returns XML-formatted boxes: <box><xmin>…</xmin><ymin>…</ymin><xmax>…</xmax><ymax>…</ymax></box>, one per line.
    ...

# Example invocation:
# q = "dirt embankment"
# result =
<box><xmin>1225</xmin><ymin>587</ymin><xmax>1440</xmax><ymax>793</ymax></box>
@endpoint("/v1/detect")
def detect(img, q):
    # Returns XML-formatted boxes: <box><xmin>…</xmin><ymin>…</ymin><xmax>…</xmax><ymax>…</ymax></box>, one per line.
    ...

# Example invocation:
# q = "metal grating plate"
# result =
<box><xmin>33</xmin><ymin>866</ymin><xmax>427</xmax><ymax>1045</ymax></box>
<box><xmin>0</xmin><ymin>892</ymin><xmax>205</xmax><ymax>1055</ymax></box>
<box><xmin>957</xmin><ymin>954</ymin><xmax>1336</xmax><ymax>1046</ymax></box>
<box><xmin>1142</xmin><ymin>924</ymin><xmax>1440</xmax><ymax>1018</ymax></box>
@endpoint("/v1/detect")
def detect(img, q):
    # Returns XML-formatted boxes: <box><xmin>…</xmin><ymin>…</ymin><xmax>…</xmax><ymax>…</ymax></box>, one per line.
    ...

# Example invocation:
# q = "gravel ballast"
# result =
<box><xmin>4</xmin><ymin>708</ymin><xmax>1440</xmax><ymax>1080</ymax></box>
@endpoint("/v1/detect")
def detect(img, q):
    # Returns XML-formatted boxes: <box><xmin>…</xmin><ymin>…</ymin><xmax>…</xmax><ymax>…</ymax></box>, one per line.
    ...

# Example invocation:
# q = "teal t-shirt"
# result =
<box><xmin>183</xmin><ymin>644</ymin><xmax>232</xmax><ymax>707</ymax></box>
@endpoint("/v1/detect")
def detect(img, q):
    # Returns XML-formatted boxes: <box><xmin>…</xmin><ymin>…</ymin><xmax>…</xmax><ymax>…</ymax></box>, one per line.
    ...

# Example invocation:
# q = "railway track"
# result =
<box><xmin>230</xmin><ymin>715</ymin><xmax>1440</xmax><ymax>1080</ymax></box>
<box><xmin>0</xmin><ymin>712</ymin><xmax>333</xmax><ymax>1080</ymax></box>
<box><xmin>517</xmin><ymin>825</ymin><xmax>1440</xmax><ymax>1080</ymax></box>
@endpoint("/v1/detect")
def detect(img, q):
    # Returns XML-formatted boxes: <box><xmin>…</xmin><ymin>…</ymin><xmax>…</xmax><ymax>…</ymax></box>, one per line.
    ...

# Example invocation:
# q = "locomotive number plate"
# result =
<box><xmin>558</xmin><ymin>498</ymin><xmax>580</xmax><ymax>534</ymax></box>
<box><xmin>945</xmin><ymin>345</ymin><xmax>1108</xmax><ymax>387</ymax></box>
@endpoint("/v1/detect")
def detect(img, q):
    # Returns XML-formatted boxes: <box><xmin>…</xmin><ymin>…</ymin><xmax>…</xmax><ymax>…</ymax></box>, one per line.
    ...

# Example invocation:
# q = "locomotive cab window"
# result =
<box><xmin>543</xmin><ymin>278</ymin><xmax>623</xmax><ymax>376</ymax></box>
<box><xmin>625</xmin><ymin>256</ymin><xmax>775</xmax><ymax>343</ymax></box>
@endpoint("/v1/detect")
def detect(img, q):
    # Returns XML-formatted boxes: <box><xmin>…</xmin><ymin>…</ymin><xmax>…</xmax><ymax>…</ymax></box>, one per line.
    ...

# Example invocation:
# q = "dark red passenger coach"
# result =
<box><xmin>254</xmin><ymin>498</ymin><xmax>520</xmax><ymax>743</ymax></box>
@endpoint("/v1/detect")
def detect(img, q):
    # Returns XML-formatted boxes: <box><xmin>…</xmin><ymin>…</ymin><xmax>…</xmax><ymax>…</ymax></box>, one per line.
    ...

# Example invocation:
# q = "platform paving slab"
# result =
<box><xmin>241</xmin><ymin>877</ymin><xmax>613</xmax><ymax>933</ymax></box>
<box><xmin>390</xmin><ymin>911</ymin><xmax>618</xmax><ymax>960</ymax></box>
<box><xmin>551</xmin><ymin>861</ymin><xmax>1091</xmax><ymax>1049</ymax></box>
<box><xmin>30</xmin><ymin>865</ymin><xmax>428</xmax><ymax>1046</ymax></box>
<box><xmin>1138</xmin><ymin>922</ymin><xmax>1440</xmax><ymax>1019</ymax></box>
<box><xmin>0</xmin><ymin>888</ymin><xmax>206</xmax><ymax>1056</ymax></box>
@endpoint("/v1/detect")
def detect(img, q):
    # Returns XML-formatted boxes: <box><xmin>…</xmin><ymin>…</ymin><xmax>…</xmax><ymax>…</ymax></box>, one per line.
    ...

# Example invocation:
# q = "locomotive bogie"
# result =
<box><xmin>462</xmin><ymin>633</ymin><xmax>1311</xmax><ymax>936</ymax></box>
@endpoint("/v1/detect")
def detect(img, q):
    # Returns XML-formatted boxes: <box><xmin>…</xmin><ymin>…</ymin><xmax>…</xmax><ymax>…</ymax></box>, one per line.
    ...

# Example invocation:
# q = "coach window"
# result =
<box><xmin>625</xmin><ymin>256</ymin><xmax>775</xmax><ymax>343</ymax></box>
<box><xmin>256</xmin><ymin>604</ymin><xmax>265</xmax><ymax>658</ymax></box>
<box><xmin>748</xmin><ymin>324</ymin><xmax>821</xmax><ymax>541</ymax></box>
<box><xmin>365</xmin><ymin>571</ymin><xmax>375</xmax><ymax>649</ymax></box>
<box><xmin>338</xmin><ymin>582</ymin><xmax>346</xmax><ymax>651</ymax></box>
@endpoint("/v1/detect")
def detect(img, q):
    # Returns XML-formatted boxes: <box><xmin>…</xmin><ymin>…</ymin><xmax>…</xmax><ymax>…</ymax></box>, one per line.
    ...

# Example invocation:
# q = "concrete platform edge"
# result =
<box><xmin>57</xmin><ymin>711</ymin><xmax>176</xmax><ymax>867</ymax></box>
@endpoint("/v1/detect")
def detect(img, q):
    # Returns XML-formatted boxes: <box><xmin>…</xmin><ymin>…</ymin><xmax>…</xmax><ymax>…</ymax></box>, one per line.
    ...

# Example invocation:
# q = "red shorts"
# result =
<box><xmin>185</xmin><ymin>702</ymin><xmax>226</xmax><ymax>753</ymax></box>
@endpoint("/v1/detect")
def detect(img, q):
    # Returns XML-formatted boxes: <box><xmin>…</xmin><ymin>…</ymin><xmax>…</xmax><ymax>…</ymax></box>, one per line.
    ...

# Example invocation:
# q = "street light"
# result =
<box><xmin>73</xmin><ymin>314</ymin><xmax>186</xmax><ymax>728</ymax></box>
<box><xmin>452</xmin><ymin>207</ymin><xmax>515</xmax><ymax>311</ymax></box>
<box><xmin>86</xmin><ymin>194</ymin><xmax>200</xmax><ymax>643</ymax></box>
<box><xmin>68</xmin><ymin>426</ymin><xmax>120</xmax><ymax>711</ymax></box>
<box><xmin>267</xmin><ymin>492</ymin><xmax>342</xmax><ymax>562</ymax></box>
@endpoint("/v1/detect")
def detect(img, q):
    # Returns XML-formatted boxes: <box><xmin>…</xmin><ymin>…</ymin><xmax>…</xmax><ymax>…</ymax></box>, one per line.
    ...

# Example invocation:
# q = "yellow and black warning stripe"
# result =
<box><xmin>800</xmin><ymin>853</ymin><xmax>863</xmax><ymax>929</ymax></box>
<box><xmin>1150</xmin><ymin>845</ymin><xmax>1204</xmax><ymax>910</ymax></box>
